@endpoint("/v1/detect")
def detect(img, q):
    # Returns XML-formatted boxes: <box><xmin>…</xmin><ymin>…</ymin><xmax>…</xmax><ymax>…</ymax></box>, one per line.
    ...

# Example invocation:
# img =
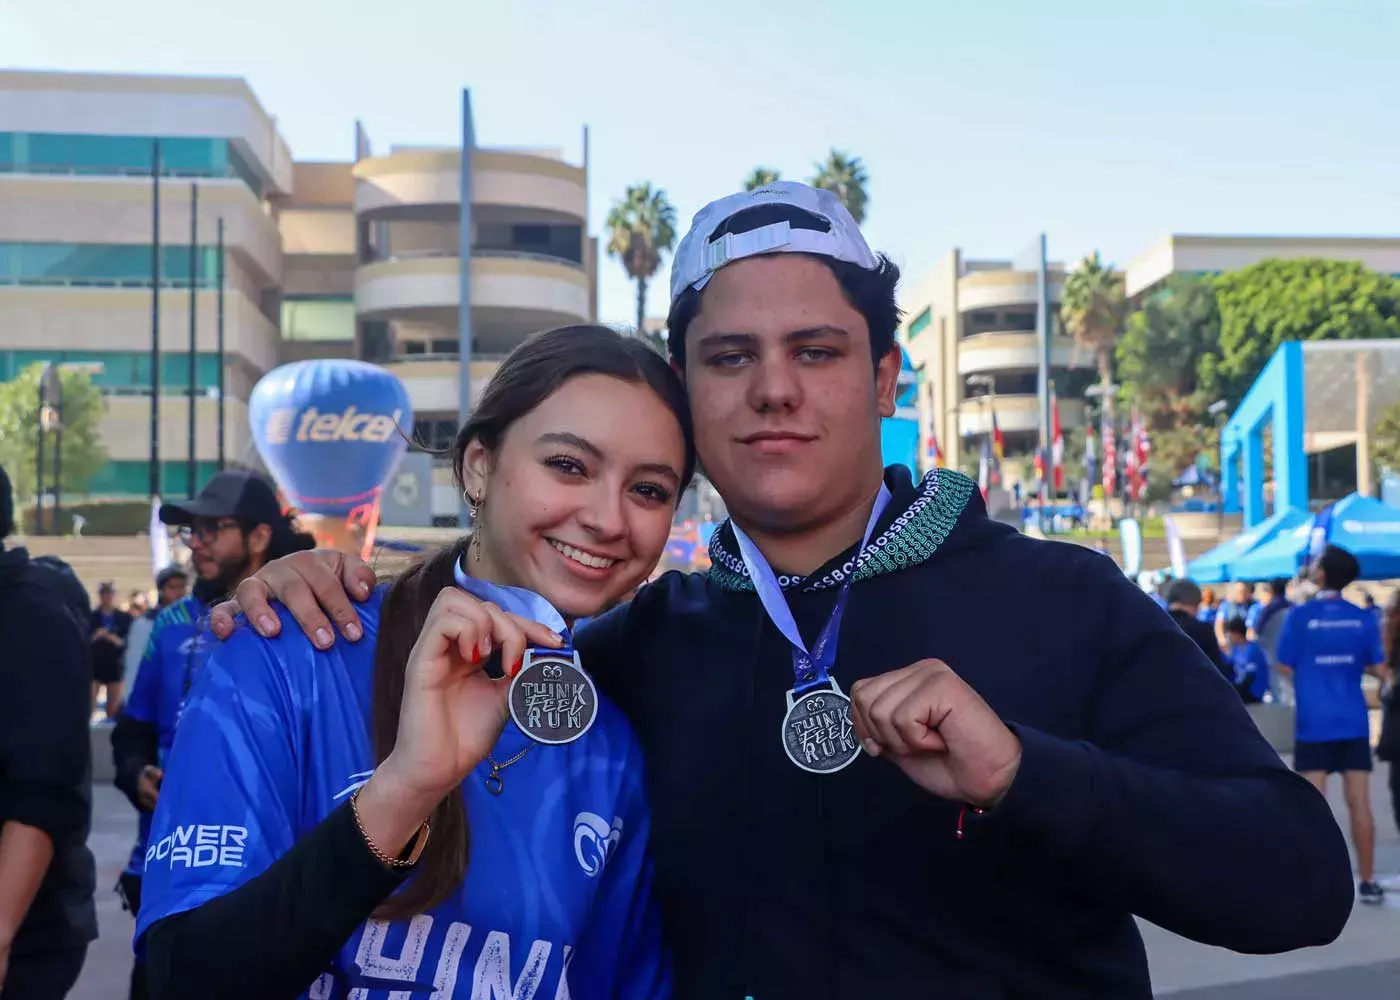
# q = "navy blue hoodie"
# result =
<box><xmin>578</xmin><ymin>467</ymin><xmax>1353</xmax><ymax>1000</ymax></box>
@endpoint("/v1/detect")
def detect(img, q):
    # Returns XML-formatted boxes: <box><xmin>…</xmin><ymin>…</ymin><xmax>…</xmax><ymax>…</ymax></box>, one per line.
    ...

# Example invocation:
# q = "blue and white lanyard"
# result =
<box><xmin>731</xmin><ymin>484</ymin><xmax>891</xmax><ymax>695</ymax></box>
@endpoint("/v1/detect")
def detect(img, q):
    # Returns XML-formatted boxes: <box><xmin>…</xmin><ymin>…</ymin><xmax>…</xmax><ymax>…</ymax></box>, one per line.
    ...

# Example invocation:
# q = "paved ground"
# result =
<box><xmin>71</xmin><ymin>761</ymin><xmax>1399</xmax><ymax>999</ymax></box>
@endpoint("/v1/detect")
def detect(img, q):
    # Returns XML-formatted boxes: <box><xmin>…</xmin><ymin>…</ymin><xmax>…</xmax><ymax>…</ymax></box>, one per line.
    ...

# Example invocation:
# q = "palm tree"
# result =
<box><xmin>744</xmin><ymin>167</ymin><xmax>781</xmax><ymax>191</ymax></box>
<box><xmin>605</xmin><ymin>184</ymin><xmax>678</xmax><ymax>336</ymax></box>
<box><xmin>1060</xmin><ymin>251</ymin><xmax>1127</xmax><ymax>417</ymax></box>
<box><xmin>809</xmin><ymin>150</ymin><xmax>869</xmax><ymax>223</ymax></box>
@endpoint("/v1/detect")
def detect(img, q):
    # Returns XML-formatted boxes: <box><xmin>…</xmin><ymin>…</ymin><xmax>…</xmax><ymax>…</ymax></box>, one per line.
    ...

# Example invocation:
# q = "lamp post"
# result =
<box><xmin>1084</xmin><ymin>382</ymin><xmax>1120</xmax><ymax>525</ymax></box>
<box><xmin>1207</xmin><ymin>399</ymin><xmax>1228</xmax><ymax>535</ymax></box>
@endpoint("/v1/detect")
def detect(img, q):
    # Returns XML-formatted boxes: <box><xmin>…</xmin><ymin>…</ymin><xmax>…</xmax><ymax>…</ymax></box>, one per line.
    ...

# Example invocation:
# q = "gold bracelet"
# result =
<box><xmin>349</xmin><ymin>787</ymin><xmax>431</xmax><ymax>870</ymax></box>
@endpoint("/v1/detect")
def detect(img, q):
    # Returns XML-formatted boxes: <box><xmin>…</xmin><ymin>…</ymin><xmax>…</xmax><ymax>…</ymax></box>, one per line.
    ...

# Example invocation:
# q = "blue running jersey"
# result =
<box><xmin>121</xmin><ymin>595</ymin><xmax>209</xmax><ymax>875</ymax></box>
<box><xmin>136</xmin><ymin>588</ymin><xmax>670</xmax><ymax>999</ymax></box>
<box><xmin>1277</xmin><ymin>595</ymin><xmax>1384</xmax><ymax>743</ymax></box>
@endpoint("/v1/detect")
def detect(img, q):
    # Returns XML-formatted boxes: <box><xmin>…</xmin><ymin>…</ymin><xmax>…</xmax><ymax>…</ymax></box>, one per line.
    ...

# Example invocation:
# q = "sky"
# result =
<box><xmin>1</xmin><ymin>0</ymin><xmax>1396</xmax><ymax>328</ymax></box>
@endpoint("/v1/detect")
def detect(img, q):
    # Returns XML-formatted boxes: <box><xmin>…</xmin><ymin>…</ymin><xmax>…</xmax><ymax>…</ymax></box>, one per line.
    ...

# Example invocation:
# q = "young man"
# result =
<box><xmin>1276</xmin><ymin>543</ymin><xmax>1391</xmax><ymax>905</ymax></box>
<box><xmin>211</xmin><ymin>183</ymin><xmax>1354</xmax><ymax>997</ymax></box>
<box><xmin>110</xmin><ymin>470</ymin><xmax>313</xmax><ymax>1000</ymax></box>
<box><xmin>1222</xmin><ymin>617</ymin><xmax>1271</xmax><ymax>704</ymax></box>
<box><xmin>90</xmin><ymin>581</ymin><xmax>133</xmax><ymax>719</ymax></box>
<box><xmin>0</xmin><ymin>465</ymin><xmax>96</xmax><ymax>999</ymax></box>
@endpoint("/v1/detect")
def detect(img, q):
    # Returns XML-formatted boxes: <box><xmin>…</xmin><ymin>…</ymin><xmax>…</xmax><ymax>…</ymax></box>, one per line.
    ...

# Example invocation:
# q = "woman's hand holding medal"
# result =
<box><xmin>356</xmin><ymin>590</ymin><xmax>563</xmax><ymax>857</ymax></box>
<box><xmin>849</xmin><ymin>659</ymin><xmax>1023</xmax><ymax>810</ymax></box>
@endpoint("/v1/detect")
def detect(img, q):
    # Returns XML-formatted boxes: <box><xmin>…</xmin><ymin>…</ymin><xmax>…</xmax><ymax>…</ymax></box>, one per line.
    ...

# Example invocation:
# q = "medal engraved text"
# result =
<box><xmin>788</xmin><ymin>695</ymin><xmax>857</xmax><ymax>766</ymax></box>
<box><xmin>520</xmin><ymin>681</ymin><xmax>589</xmax><ymax>731</ymax></box>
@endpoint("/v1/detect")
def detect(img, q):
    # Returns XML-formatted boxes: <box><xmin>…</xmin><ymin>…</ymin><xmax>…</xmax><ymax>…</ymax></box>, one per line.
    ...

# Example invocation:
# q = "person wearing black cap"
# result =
<box><xmin>1277</xmin><ymin>543</ymin><xmax>1393</xmax><ymax>905</ymax></box>
<box><xmin>110</xmin><ymin>469</ymin><xmax>313</xmax><ymax>1000</ymax></box>
<box><xmin>0</xmin><ymin>464</ymin><xmax>97</xmax><ymax>998</ymax></box>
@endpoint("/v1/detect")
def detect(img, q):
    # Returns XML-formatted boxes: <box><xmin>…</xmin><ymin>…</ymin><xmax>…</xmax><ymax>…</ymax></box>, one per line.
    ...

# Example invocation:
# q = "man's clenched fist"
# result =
<box><xmin>850</xmin><ymin>659</ymin><xmax>1022</xmax><ymax>809</ymax></box>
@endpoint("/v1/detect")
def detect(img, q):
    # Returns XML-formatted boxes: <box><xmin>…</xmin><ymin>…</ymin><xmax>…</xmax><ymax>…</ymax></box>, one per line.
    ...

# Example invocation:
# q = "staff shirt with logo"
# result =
<box><xmin>1227</xmin><ymin>640</ymin><xmax>1271</xmax><ymax>702</ymax></box>
<box><xmin>136</xmin><ymin>587</ymin><xmax>667</xmax><ymax>1000</ymax></box>
<box><xmin>120</xmin><ymin>595</ymin><xmax>208</xmax><ymax>876</ymax></box>
<box><xmin>1276</xmin><ymin>595</ymin><xmax>1383</xmax><ymax>743</ymax></box>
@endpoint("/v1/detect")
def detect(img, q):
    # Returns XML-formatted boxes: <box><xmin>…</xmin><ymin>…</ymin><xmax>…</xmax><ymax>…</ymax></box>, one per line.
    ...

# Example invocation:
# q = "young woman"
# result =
<box><xmin>135</xmin><ymin>325</ymin><xmax>694</xmax><ymax>999</ymax></box>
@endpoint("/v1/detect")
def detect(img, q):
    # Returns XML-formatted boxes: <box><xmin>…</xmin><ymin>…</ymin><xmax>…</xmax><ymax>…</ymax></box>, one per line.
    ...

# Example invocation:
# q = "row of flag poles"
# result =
<box><xmin>926</xmin><ymin>386</ymin><xmax>1152</xmax><ymax>504</ymax></box>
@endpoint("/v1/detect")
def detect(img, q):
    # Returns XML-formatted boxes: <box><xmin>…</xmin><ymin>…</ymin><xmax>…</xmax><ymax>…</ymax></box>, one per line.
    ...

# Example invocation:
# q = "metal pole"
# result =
<box><xmin>1035</xmin><ymin>232</ymin><xmax>1052</xmax><ymax>534</ymax></box>
<box><xmin>53</xmin><ymin>386</ymin><xmax>63</xmax><ymax>533</ymax></box>
<box><xmin>35</xmin><ymin>369</ymin><xmax>46</xmax><ymax>536</ymax></box>
<box><xmin>458</xmin><ymin>88</ymin><xmax>477</xmax><ymax>528</ymax></box>
<box><xmin>187</xmin><ymin>182</ymin><xmax>198</xmax><ymax>498</ymax></box>
<box><xmin>216</xmin><ymin>217</ymin><xmax>226</xmax><ymax>470</ymax></box>
<box><xmin>150</xmin><ymin>139</ymin><xmax>162</xmax><ymax>499</ymax></box>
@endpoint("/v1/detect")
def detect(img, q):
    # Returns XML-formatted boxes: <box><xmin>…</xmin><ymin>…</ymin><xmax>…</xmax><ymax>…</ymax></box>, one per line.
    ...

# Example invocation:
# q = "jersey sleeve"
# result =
<box><xmin>1275</xmin><ymin>608</ymin><xmax>1300</xmax><ymax>667</ymax></box>
<box><xmin>1245</xmin><ymin>603</ymin><xmax>1262</xmax><ymax>631</ymax></box>
<box><xmin>122</xmin><ymin>621</ymin><xmax>166</xmax><ymax>724</ymax></box>
<box><xmin>566</xmin><ymin>739</ymin><xmax>671</xmax><ymax>1000</ymax></box>
<box><xmin>133</xmin><ymin>622</ymin><xmax>305</xmax><ymax>943</ymax></box>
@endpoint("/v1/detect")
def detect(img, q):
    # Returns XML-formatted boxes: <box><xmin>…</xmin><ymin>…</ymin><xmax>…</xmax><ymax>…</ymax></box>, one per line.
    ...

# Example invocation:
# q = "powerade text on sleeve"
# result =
<box><xmin>138</xmin><ymin>590</ymin><xmax>669</xmax><ymax>999</ymax></box>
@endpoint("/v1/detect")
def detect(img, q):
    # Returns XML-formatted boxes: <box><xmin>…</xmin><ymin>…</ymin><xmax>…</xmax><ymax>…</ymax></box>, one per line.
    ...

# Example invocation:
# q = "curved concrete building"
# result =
<box><xmin>899</xmin><ymin>250</ymin><xmax>1094</xmax><ymax>478</ymax></box>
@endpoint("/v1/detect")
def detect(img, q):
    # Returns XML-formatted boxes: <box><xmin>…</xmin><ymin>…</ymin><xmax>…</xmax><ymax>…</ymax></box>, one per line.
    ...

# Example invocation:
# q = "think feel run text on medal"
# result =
<box><xmin>509</xmin><ymin>649</ymin><xmax>599</xmax><ymax>745</ymax></box>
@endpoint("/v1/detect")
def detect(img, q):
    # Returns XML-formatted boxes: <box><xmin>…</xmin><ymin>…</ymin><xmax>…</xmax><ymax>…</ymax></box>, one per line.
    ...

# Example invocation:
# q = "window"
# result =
<box><xmin>0</xmin><ymin>350</ymin><xmax>221</xmax><ymax>392</ymax></box>
<box><xmin>0</xmin><ymin>132</ymin><xmax>263</xmax><ymax>196</ymax></box>
<box><xmin>281</xmin><ymin>298</ymin><xmax>355</xmax><ymax>341</ymax></box>
<box><xmin>907</xmin><ymin>307</ymin><xmax>932</xmax><ymax>340</ymax></box>
<box><xmin>0</xmin><ymin>243</ymin><xmax>219</xmax><ymax>288</ymax></box>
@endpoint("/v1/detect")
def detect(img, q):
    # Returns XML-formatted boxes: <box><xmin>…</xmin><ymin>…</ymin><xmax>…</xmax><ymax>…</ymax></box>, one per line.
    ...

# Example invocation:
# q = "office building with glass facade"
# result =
<box><xmin>0</xmin><ymin>70</ymin><xmax>596</xmax><ymax>518</ymax></box>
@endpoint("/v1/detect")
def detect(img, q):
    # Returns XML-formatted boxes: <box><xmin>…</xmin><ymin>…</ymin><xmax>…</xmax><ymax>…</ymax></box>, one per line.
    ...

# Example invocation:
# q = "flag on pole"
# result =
<box><xmin>1125</xmin><ymin>406</ymin><xmax>1143</xmax><ymax>502</ymax></box>
<box><xmin>978</xmin><ymin>436</ymin><xmax>991</xmax><ymax>498</ymax></box>
<box><xmin>1135</xmin><ymin>413</ymin><xmax>1152</xmax><ymax>500</ymax></box>
<box><xmin>1101</xmin><ymin>407</ymin><xmax>1118</xmax><ymax>498</ymax></box>
<box><xmin>926</xmin><ymin>429</ymin><xmax>944</xmax><ymax>468</ymax></box>
<box><xmin>150</xmin><ymin>495</ymin><xmax>171</xmax><ymax>576</ymax></box>
<box><xmin>991</xmin><ymin>409</ymin><xmax>1006</xmax><ymax>461</ymax></box>
<box><xmin>1050</xmin><ymin>388</ymin><xmax>1064</xmax><ymax>493</ymax></box>
<box><xmin>1084</xmin><ymin>419</ymin><xmax>1098</xmax><ymax>491</ymax></box>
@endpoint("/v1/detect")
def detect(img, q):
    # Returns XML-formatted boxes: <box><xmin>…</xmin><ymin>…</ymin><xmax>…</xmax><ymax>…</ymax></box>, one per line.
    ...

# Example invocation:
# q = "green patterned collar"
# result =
<box><xmin>708</xmin><ymin>468</ymin><xmax>978</xmax><ymax>593</ymax></box>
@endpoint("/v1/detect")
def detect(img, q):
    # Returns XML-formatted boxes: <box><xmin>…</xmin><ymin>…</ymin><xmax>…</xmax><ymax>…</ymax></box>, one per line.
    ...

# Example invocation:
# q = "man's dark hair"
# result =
<box><xmin>665</xmin><ymin>204</ymin><xmax>902</xmax><ymax>370</ymax></box>
<box><xmin>1267</xmin><ymin>577</ymin><xmax>1290</xmax><ymax>599</ymax></box>
<box><xmin>1165</xmin><ymin>578</ymin><xmax>1203</xmax><ymax>607</ymax></box>
<box><xmin>1317</xmin><ymin>544</ymin><xmax>1361</xmax><ymax>591</ymax></box>
<box><xmin>0</xmin><ymin>464</ymin><xmax>13</xmax><ymax>540</ymax></box>
<box><xmin>1224</xmin><ymin>616</ymin><xmax>1249</xmax><ymax>637</ymax></box>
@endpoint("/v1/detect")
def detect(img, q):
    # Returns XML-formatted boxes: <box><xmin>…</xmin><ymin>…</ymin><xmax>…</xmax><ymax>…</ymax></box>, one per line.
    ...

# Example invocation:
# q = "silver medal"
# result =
<box><xmin>780</xmin><ymin>679</ymin><xmax>862</xmax><ymax>774</ymax></box>
<box><xmin>508</xmin><ymin>649</ymin><xmax>599</xmax><ymax>745</ymax></box>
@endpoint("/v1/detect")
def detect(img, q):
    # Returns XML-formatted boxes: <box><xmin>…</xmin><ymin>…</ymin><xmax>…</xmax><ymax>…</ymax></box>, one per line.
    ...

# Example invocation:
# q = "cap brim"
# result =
<box><xmin>158</xmin><ymin>498</ymin><xmax>235</xmax><ymax>526</ymax></box>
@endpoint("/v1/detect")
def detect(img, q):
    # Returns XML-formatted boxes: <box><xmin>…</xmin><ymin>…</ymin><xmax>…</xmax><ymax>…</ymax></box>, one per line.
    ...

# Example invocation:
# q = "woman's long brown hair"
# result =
<box><xmin>367</xmin><ymin>325</ymin><xmax>695</xmax><ymax>920</ymax></box>
<box><xmin>1383</xmin><ymin>592</ymin><xmax>1400</xmax><ymax>672</ymax></box>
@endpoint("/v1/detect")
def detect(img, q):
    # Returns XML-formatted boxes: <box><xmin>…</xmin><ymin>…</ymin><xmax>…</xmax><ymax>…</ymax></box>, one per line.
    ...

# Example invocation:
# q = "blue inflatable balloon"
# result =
<box><xmin>249</xmin><ymin>359</ymin><xmax>414</xmax><ymax>517</ymax></box>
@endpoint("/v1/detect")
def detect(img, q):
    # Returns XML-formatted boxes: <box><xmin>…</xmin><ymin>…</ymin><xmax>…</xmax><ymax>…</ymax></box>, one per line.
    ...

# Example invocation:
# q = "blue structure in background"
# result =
<box><xmin>1221</xmin><ymin>341</ymin><xmax>1308</xmax><ymax>528</ymax></box>
<box><xmin>1230</xmin><ymin>493</ymin><xmax>1400</xmax><ymax>581</ymax></box>
<box><xmin>882</xmin><ymin>347</ymin><xmax>919</xmax><ymax>475</ymax></box>
<box><xmin>1186</xmin><ymin>506</ymin><xmax>1309</xmax><ymax>584</ymax></box>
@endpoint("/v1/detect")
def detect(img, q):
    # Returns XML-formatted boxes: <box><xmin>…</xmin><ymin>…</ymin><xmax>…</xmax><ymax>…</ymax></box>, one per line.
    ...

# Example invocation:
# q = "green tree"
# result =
<box><xmin>1213</xmin><ymin>258</ymin><xmax>1400</xmax><ymax>404</ymax></box>
<box><xmin>605</xmin><ymin>183</ymin><xmax>678</xmax><ymax>335</ymax></box>
<box><xmin>744</xmin><ymin>167</ymin><xmax>781</xmax><ymax>191</ymax></box>
<box><xmin>1060</xmin><ymin>252</ymin><xmax>1126</xmax><ymax>422</ymax></box>
<box><xmin>809</xmin><ymin>150</ymin><xmax>869</xmax><ymax>223</ymax></box>
<box><xmin>1115</xmin><ymin>274</ymin><xmax>1223</xmax><ymax>480</ymax></box>
<box><xmin>0</xmin><ymin>363</ymin><xmax>109</xmax><ymax>521</ymax></box>
<box><xmin>1372</xmin><ymin>399</ymin><xmax>1400</xmax><ymax>477</ymax></box>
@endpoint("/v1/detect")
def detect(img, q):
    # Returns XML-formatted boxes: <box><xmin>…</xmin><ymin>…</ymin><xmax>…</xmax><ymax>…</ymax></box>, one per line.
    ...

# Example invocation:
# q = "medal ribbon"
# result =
<box><xmin>452</xmin><ymin>559</ymin><xmax>572</xmax><ymax>649</ymax></box>
<box><xmin>732</xmin><ymin>483</ymin><xmax>891</xmax><ymax>695</ymax></box>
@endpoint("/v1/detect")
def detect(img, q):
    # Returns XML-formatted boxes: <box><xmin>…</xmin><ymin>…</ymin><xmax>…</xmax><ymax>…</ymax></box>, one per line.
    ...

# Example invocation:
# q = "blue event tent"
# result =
<box><xmin>1229</xmin><ymin>493</ymin><xmax>1400</xmax><ymax>582</ymax></box>
<box><xmin>1186</xmin><ymin>506</ymin><xmax>1310</xmax><ymax>584</ymax></box>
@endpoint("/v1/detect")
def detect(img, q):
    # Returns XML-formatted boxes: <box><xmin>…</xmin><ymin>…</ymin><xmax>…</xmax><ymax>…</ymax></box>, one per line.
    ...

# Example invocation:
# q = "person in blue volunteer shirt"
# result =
<box><xmin>1221</xmin><ymin>617</ymin><xmax>1270</xmax><ymax>704</ymax></box>
<box><xmin>110</xmin><ymin>470</ymin><xmax>315</xmax><ymax>1000</ymax></box>
<box><xmin>1214</xmin><ymin>579</ymin><xmax>1258</xmax><ymax>649</ymax></box>
<box><xmin>1276</xmin><ymin>544</ymin><xmax>1392</xmax><ymax>905</ymax></box>
<box><xmin>136</xmin><ymin>326</ymin><xmax>686</xmax><ymax>999</ymax></box>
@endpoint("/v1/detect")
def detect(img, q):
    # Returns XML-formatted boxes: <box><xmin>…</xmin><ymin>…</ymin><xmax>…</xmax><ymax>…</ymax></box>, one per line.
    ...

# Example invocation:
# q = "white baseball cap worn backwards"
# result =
<box><xmin>668</xmin><ymin>181</ymin><xmax>879</xmax><ymax>306</ymax></box>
